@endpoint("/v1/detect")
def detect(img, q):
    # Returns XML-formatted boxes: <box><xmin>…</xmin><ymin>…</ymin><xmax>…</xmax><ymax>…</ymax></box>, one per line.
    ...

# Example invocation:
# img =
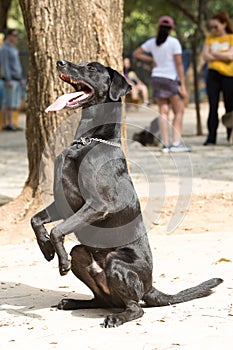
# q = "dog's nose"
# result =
<box><xmin>57</xmin><ymin>60</ymin><xmax>67</xmax><ymax>68</ymax></box>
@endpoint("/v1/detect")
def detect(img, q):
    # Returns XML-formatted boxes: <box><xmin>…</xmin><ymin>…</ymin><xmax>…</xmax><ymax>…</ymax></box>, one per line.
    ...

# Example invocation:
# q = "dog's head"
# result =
<box><xmin>46</xmin><ymin>60</ymin><xmax>132</xmax><ymax>113</ymax></box>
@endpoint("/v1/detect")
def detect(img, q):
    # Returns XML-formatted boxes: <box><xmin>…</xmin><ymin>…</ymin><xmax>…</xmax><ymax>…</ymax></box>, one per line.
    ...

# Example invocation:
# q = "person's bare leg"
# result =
<box><xmin>2</xmin><ymin>107</ymin><xmax>13</xmax><ymax>127</ymax></box>
<box><xmin>130</xmin><ymin>84</ymin><xmax>139</xmax><ymax>101</ymax></box>
<box><xmin>157</xmin><ymin>98</ymin><xmax>170</xmax><ymax>146</ymax></box>
<box><xmin>137</xmin><ymin>82</ymin><xmax>149</xmax><ymax>104</ymax></box>
<box><xmin>170</xmin><ymin>94</ymin><xmax>184</xmax><ymax>143</ymax></box>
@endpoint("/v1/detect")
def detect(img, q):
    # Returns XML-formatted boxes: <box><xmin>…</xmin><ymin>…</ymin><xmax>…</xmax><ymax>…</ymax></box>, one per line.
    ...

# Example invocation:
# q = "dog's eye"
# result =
<box><xmin>87</xmin><ymin>66</ymin><xmax>97</xmax><ymax>72</ymax></box>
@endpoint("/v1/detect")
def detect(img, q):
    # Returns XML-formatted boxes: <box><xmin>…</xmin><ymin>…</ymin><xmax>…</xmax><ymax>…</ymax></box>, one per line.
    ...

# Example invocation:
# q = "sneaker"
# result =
<box><xmin>227</xmin><ymin>130</ymin><xmax>232</xmax><ymax>143</ymax></box>
<box><xmin>10</xmin><ymin>124</ymin><xmax>23</xmax><ymax>131</ymax></box>
<box><xmin>2</xmin><ymin>124</ymin><xmax>22</xmax><ymax>131</ymax></box>
<box><xmin>141</xmin><ymin>102</ymin><xmax>150</xmax><ymax>108</ymax></box>
<box><xmin>203</xmin><ymin>140</ymin><xmax>216</xmax><ymax>146</ymax></box>
<box><xmin>170</xmin><ymin>141</ymin><xmax>191</xmax><ymax>152</ymax></box>
<box><xmin>161</xmin><ymin>145</ymin><xmax>170</xmax><ymax>153</ymax></box>
<box><xmin>2</xmin><ymin>125</ymin><xmax>11</xmax><ymax>131</ymax></box>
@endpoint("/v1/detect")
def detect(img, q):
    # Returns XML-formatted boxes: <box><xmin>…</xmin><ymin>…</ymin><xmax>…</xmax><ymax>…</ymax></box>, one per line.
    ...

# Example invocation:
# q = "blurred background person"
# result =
<box><xmin>202</xmin><ymin>11</ymin><xmax>233</xmax><ymax>146</ymax></box>
<box><xmin>123</xmin><ymin>57</ymin><xmax>150</xmax><ymax>107</ymax></box>
<box><xmin>0</xmin><ymin>29</ymin><xmax>24</xmax><ymax>131</ymax></box>
<box><xmin>133</xmin><ymin>16</ymin><xmax>191</xmax><ymax>153</ymax></box>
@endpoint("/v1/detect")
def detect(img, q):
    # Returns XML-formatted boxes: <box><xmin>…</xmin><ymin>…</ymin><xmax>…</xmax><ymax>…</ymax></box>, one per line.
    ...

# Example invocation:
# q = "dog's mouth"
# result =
<box><xmin>45</xmin><ymin>73</ymin><xmax>94</xmax><ymax>113</ymax></box>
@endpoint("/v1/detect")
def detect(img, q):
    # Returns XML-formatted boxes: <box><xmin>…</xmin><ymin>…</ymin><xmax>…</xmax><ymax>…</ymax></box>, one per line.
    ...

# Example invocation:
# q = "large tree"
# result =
<box><xmin>1</xmin><ymin>0</ymin><xmax>124</xmax><ymax>232</ymax></box>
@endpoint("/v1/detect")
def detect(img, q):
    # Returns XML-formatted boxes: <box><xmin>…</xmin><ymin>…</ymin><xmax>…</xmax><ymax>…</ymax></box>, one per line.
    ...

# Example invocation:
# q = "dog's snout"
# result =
<box><xmin>57</xmin><ymin>60</ymin><xmax>67</xmax><ymax>68</ymax></box>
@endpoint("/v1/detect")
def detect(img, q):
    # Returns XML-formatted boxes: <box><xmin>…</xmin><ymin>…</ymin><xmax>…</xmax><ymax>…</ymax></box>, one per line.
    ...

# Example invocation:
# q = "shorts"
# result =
<box><xmin>152</xmin><ymin>77</ymin><xmax>179</xmax><ymax>99</ymax></box>
<box><xmin>2</xmin><ymin>80</ymin><xmax>21</xmax><ymax>109</ymax></box>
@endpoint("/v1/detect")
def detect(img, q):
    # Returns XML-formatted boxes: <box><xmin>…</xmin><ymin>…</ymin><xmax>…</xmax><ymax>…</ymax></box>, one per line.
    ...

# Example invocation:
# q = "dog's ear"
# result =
<box><xmin>107</xmin><ymin>67</ymin><xmax>132</xmax><ymax>101</ymax></box>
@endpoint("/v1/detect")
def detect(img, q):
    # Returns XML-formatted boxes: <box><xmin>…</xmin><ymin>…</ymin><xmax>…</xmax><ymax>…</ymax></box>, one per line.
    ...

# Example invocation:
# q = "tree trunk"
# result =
<box><xmin>0</xmin><ymin>0</ymin><xmax>12</xmax><ymax>32</ymax></box>
<box><xmin>191</xmin><ymin>32</ymin><xmax>203</xmax><ymax>135</ymax></box>
<box><xmin>1</xmin><ymin>0</ymin><xmax>124</xmax><ymax>227</ymax></box>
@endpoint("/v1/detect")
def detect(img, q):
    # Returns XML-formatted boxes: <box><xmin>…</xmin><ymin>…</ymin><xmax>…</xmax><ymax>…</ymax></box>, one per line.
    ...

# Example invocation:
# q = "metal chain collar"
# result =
<box><xmin>72</xmin><ymin>137</ymin><xmax>121</xmax><ymax>148</ymax></box>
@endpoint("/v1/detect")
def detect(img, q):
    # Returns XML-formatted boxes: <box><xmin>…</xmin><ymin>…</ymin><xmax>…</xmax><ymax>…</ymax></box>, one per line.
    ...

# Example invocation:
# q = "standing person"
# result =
<box><xmin>0</xmin><ymin>29</ymin><xmax>23</xmax><ymax>131</ymax></box>
<box><xmin>133</xmin><ymin>16</ymin><xmax>191</xmax><ymax>152</ymax></box>
<box><xmin>202</xmin><ymin>11</ymin><xmax>233</xmax><ymax>145</ymax></box>
<box><xmin>123</xmin><ymin>57</ymin><xmax>150</xmax><ymax>107</ymax></box>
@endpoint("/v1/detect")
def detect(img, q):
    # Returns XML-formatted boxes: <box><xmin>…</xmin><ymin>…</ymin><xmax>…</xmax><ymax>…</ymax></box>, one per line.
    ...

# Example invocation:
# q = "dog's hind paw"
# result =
<box><xmin>57</xmin><ymin>298</ymin><xmax>76</xmax><ymax>310</ymax></box>
<box><xmin>101</xmin><ymin>314</ymin><xmax>123</xmax><ymax>328</ymax></box>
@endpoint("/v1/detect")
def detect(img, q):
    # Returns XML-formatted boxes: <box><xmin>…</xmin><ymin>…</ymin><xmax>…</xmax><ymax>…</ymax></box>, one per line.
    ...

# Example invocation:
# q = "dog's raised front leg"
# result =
<box><xmin>50</xmin><ymin>202</ymin><xmax>106</xmax><ymax>276</ymax></box>
<box><xmin>31</xmin><ymin>202</ymin><xmax>61</xmax><ymax>261</ymax></box>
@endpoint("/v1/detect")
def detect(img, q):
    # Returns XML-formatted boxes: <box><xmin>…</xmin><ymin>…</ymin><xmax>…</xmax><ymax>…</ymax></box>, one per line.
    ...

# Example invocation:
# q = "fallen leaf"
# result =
<box><xmin>213</xmin><ymin>258</ymin><xmax>232</xmax><ymax>264</ymax></box>
<box><xmin>171</xmin><ymin>343</ymin><xmax>182</xmax><ymax>347</ymax></box>
<box><xmin>228</xmin><ymin>304</ymin><xmax>233</xmax><ymax>316</ymax></box>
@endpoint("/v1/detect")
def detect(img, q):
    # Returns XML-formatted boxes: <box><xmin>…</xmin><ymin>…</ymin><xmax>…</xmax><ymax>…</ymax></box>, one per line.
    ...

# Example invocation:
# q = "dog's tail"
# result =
<box><xmin>143</xmin><ymin>278</ymin><xmax>223</xmax><ymax>307</ymax></box>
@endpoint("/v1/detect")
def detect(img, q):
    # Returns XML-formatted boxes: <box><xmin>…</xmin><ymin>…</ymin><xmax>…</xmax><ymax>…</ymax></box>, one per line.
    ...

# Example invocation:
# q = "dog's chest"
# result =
<box><xmin>53</xmin><ymin>151</ymin><xmax>84</xmax><ymax>217</ymax></box>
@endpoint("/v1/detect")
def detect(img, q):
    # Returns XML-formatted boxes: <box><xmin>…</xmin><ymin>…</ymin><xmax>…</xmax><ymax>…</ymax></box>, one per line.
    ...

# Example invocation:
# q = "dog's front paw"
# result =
<box><xmin>37</xmin><ymin>239</ymin><xmax>55</xmax><ymax>261</ymax></box>
<box><xmin>59</xmin><ymin>259</ymin><xmax>71</xmax><ymax>276</ymax></box>
<box><xmin>101</xmin><ymin>314</ymin><xmax>123</xmax><ymax>328</ymax></box>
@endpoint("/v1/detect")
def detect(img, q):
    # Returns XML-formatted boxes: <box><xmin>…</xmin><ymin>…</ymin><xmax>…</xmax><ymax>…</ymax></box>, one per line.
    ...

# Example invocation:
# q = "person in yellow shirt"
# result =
<box><xmin>202</xmin><ymin>11</ymin><xmax>233</xmax><ymax>145</ymax></box>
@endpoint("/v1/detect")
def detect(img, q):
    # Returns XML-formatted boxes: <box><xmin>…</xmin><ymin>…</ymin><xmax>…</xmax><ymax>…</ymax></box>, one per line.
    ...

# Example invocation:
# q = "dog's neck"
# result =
<box><xmin>74</xmin><ymin>101</ymin><xmax>122</xmax><ymax>142</ymax></box>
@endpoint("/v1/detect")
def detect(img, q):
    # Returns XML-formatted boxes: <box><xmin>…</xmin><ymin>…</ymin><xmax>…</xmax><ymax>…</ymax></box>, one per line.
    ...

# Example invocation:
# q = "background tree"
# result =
<box><xmin>0</xmin><ymin>0</ymin><xmax>124</xmax><ymax>229</ymax></box>
<box><xmin>0</xmin><ymin>0</ymin><xmax>25</xmax><ymax>34</ymax></box>
<box><xmin>0</xmin><ymin>0</ymin><xmax>12</xmax><ymax>32</ymax></box>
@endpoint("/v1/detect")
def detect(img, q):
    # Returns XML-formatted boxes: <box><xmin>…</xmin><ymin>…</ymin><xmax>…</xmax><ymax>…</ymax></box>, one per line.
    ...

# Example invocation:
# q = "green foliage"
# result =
<box><xmin>4</xmin><ymin>0</ymin><xmax>233</xmax><ymax>54</ymax></box>
<box><xmin>123</xmin><ymin>0</ymin><xmax>233</xmax><ymax>54</ymax></box>
<box><xmin>123</xmin><ymin>0</ymin><xmax>173</xmax><ymax>53</ymax></box>
<box><xmin>8</xmin><ymin>0</ymin><xmax>25</xmax><ymax>34</ymax></box>
<box><xmin>206</xmin><ymin>1</ymin><xmax>233</xmax><ymax>18</ymax></box>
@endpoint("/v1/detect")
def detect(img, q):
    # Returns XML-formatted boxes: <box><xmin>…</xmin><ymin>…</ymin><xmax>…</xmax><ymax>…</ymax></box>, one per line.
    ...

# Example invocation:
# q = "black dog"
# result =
<box><xmin>31</xmin><ymin>60</ymin><xmax>223</xmax><ymax>327</ymax></box>
<box><xmin>133</xmin><ymin>117</ymin><xmax>160</xmax><ymax>146</ymax></box>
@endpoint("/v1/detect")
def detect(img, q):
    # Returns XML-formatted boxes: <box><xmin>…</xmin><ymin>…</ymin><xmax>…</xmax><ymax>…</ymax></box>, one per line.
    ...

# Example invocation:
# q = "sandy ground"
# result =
<box><xmin>0</xmin><ymin>103</ymin><xmax>233</xmax><ymax>349</ymax></box>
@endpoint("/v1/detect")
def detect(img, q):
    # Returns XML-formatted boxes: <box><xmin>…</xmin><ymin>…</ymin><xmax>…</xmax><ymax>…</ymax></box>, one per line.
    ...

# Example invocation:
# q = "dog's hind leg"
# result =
<box><xmin>102</xmin><ymin>251</ymin><xmax>145</xmax><ymax>327</ymax></box>
<box><xmin>31</xmin><ymin>202</ymin><xmax>61</xmax><ymax>261</ymax></box>
<box><xmin>58</xmin><ymin>245</ymin><xmax>113</xmax><ymax>310</ymax></box>
<box><xmin>102</xmin><ymin>300</ymin><xmax>144</xmax><ymax>327</ymax></box>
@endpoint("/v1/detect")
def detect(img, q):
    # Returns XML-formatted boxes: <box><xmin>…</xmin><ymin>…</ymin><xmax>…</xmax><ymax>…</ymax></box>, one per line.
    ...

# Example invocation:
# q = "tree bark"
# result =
<box><xmin>191</xmin><ymin>32</ymin><xmax>203</xmax><ymax>135</ymax></box>
<box><xmin>1</xmin><ymin>0</ymin><xmax>124</xmax><ymax>225</ymax></box>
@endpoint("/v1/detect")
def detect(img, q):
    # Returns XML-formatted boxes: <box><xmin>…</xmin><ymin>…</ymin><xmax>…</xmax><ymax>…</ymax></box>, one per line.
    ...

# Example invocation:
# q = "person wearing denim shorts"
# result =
<box><xmin>0</xmin><ymin>29</ymin><xmax>23</xmax><ymax>131</ymax></box>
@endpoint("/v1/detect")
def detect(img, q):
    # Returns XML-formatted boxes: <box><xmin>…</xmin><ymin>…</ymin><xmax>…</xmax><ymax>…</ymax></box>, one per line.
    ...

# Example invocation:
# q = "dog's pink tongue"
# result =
<box><xmin>45</xmin><ymin>92</ymin><xmax>83</xmax><ymax>113</ymax></box>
